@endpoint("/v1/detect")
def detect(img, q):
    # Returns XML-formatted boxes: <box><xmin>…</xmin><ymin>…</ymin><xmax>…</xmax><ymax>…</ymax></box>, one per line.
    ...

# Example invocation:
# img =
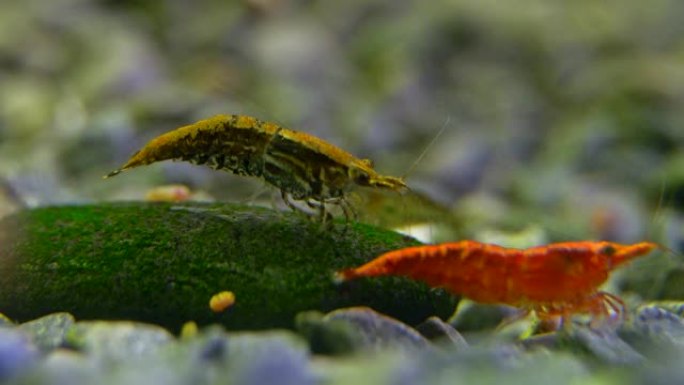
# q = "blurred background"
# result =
<box><xmin>1</xmin><ymin>0</ymin><xmax>683</xmax><ymax>248</ymax></box>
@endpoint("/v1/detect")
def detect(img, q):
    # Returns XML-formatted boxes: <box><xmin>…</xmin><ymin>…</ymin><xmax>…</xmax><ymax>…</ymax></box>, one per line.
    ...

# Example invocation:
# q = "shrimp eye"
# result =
<box><xmin>352</xmin><ymin>168</ymin><xmax>371</xmax><ymax>185</ymax></box>
<box><xmin>599</xmin><ymin>245</ymin><xmax>616</xmax><ymax>256</ymax></box>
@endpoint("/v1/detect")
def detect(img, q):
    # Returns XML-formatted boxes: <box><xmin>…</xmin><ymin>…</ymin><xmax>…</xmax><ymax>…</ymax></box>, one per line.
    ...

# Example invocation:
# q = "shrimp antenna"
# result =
<box><xmin>401</xmin><ymin>115</ymin><xmax>451</xmax><ymax>180</ymax></box>
<box><xmin>394</xmin><ymin>116</ymin><xmax>450</xmax><ymax>238</ymax></box>
<box><xmin>647</xmin><ymin>178</ymin><xmax>684</xmax><ymax>263</ymax></box>
<box><xmin>648</xmin><ymin>177</ymin><xmax>669</xmax><ymax>246</ymax></box>
<box><xmin>649</xmin><ymin>176</ymin><xmax>667</xmax><ymax>229</ymax></box>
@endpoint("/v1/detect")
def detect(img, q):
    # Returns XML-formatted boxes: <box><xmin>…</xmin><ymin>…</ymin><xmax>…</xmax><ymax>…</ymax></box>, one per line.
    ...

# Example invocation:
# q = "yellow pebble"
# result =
<box><xmin>180</xmin><ymin>321</ymin><xmax>198</xmax><ymax>339</ymax></box>
<box><xmin>145</xmin><ymin>184</ymin><xmax>192</xmax><ymax>202</ymax></box>
<box><xmin>209</xmin><ymin>291</ymin><xmax>236</xmax><ymax>313</ymax></box>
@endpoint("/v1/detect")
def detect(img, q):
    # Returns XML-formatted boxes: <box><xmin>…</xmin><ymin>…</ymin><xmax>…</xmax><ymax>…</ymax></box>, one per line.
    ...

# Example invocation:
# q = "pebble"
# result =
<box><xmin>65</xmin><ymin>321</ymin><xmax>174</xmax><ymax>363</ymax></box>
<box><xmin>415</xmin><ymin>316</ymin><xmax>469</xmax><ymax>350</ymax></box>
<box><xmin>321</xmin><ymin>307</ymin><xmax>432</xmax><ymax>353</ymax></box>
<box><xmin>20</xmin><ymin>312</ymin><xmax>75</xmax><ymax>352</ymax></box>
<box><xmin>0</xmin><ymin>327</ymin><xmax>39</xmax><ymax>381</ymax></box>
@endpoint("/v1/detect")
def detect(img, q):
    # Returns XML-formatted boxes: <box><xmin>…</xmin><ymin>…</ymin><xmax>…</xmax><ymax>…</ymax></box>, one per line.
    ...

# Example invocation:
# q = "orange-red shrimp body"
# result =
<box><xmin>337</xmin><ymin>241</ymin><xmax>658</xmax><ymax>322</ymax></box>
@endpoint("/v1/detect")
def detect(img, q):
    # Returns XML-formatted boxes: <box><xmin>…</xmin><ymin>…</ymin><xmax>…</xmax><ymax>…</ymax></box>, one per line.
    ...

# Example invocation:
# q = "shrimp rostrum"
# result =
<box><xmin>336</xmin><ymin>240</ymin><xmax>659</xmax><ymax>327</ymax></box>
<box><xmin>105</xmin><ymin>115</ymin><xmax>407</xmax><ymax>222</ymax></box>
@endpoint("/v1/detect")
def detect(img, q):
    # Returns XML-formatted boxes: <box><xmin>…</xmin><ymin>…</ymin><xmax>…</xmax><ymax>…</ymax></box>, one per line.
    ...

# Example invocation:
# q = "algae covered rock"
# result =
<box><xmin>0</xmin><ymin>202</ymin><xmax>457</xmax><ymax>330</ymax></box>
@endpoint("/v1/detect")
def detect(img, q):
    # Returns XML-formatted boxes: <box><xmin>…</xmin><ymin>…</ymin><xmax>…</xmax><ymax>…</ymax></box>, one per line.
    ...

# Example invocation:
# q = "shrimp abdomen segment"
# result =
<box><xmin>104</xmin><ymin>115</ymin><xmax>279</xmax><ymax>178</ymax></box>
<box><xmin>337</xmin><ymin>241</ymin><xmax>520</xmax><ymax>304</ymax></box>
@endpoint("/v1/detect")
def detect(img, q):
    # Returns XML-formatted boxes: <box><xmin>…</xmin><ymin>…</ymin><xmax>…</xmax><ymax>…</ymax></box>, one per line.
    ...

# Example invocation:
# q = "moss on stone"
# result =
<box><xmin>0</xmin><ymin>202</ymin><xmax>457</xmax><ymax>331</ymax></box>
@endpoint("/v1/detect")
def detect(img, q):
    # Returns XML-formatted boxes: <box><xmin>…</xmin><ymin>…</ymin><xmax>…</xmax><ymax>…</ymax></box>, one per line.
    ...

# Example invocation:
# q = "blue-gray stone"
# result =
<box><xmin>416</xmin><ymin>316</ymin><xmax>469</xmax><ymax>350</ymax></box>
<box><xmin>324</xmin><ymin>307</ymin><xmax>432</xmax><ymax>353</ymax></box>
<box><xmin>0</xmin><ymin>328</ymin><xmax>38</xmax><ymax>381</ymax></box>
<box><xmin>224</xmin><ymin>331</ymin><xmax>314</xmax><ymax>385</ymax></box>
<box><xmin>566</xmin><ymin>328</ymin><xmax>645</xmax><ymax>365</ymax></box>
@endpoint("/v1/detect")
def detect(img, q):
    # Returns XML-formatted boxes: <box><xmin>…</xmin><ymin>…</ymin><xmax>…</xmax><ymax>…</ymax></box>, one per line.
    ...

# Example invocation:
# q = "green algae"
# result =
<box><xmin>0</xmin><ymin>202</ymin><xmax>457</xmax><ymax>331</ymax></box>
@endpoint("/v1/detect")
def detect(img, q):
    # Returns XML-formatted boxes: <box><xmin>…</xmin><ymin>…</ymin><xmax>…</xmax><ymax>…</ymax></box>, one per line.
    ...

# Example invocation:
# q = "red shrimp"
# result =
<box><xmin>336</xmin><ymin>240</ymin><xmax>659</xmax><ymax>325</ymax></box>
